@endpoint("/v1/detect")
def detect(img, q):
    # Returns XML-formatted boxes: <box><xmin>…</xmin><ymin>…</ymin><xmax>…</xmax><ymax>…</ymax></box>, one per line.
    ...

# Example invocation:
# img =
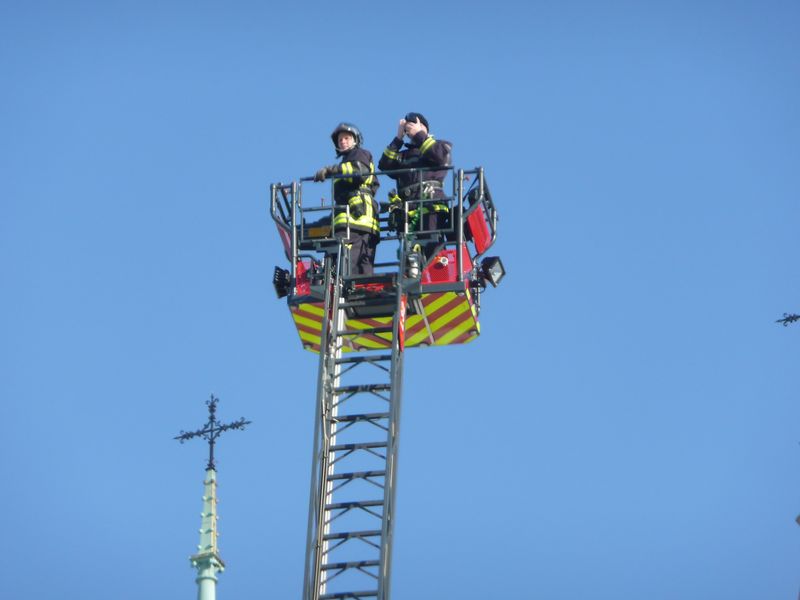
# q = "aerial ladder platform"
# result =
<box><xmin>270</xmin><ymin>166</ymin><xmax>503</xmax><ymax>600</ymax></box>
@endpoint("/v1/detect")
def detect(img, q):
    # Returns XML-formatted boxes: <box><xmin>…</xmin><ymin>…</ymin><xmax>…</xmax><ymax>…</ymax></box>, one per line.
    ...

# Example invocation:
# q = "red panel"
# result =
<box><xmin>466</xmin><ymin>204</ymin><xmax>491</xmax><ymax>254</ymax></box>
<box><xmin>421</xmin><ymin>245</ymin><xmax>473</xmax><ymax>284</ymax></box>
<box><xmin>276</xmin><ymin>224</ymin><xmax>292</xmax><ymax>260</ymax></box>
<box><xmin>295</xmin><ymin>259</ymin><xmax>311</xmax><ymax>296</ymax></box>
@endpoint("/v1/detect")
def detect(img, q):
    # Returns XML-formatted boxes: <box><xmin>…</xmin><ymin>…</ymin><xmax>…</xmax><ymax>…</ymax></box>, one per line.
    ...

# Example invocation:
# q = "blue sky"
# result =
<box><xmin>3</xmin><ymin>1</ymin><xmax>799</xmax><ymax>598</ymax></box>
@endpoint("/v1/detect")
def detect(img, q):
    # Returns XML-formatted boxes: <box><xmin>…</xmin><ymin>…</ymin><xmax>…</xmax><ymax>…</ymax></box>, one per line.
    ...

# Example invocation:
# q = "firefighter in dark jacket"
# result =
<box><xmin>314</xmin><ymin>122</ymin><xmax>381</xmax><ymax>276</ymax></box>
<box><xmin>378</xmin><ymin>112</ymin><xmax>452</xmax><ymax>243</ymax></box>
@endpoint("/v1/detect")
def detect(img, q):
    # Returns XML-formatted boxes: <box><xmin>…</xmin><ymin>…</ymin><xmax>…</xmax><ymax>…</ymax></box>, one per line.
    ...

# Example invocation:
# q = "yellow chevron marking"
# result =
<box><xmin>297</xmin><ymin>303</ymin><xmax>324</xmax><ymax>317</ymax></box>
<box><xmin>436</xmin><ymin>313</ymin><xmax>477</xmax><ymax>345</ymax></box>
<box><xmin>298</xmin><ymin>329</ymin><xmax>321</xmax><ymax>346</ymax></box>
<box><xmin>290</xmin><ymin>287</ymin><xmax>481</xmax><ymax>352</ymax></box>
<box><xmin>429</xmin><ymin>301</ymin><xmax>470</xmax><ymax>333</ymax></box>
<box><xmin>406</xmin><ymin>328</ymin><xmax>432</xmax><ymax>347</ymax></box>
<box><xmin>343</xmin><ymin>318</ymin><xmax>393</xmax><ymax>341</ymax></box>
<box><xmin>293</xmin><ymin>314</ymin><xmax>324</xmax><ymax>331</ymax></box>
<box><xmin>422</xmin><ymin>292</ymin><xmax>456</xmax><ymax>314</ymax></box>
<box><xmin>405</xmin><ymin>315</ymin><xmax>423</xmax><ymax>328</ymax></box>
<box><xmin>351</xmin><ymin>336</ymin><xmax>389</xmax><ymax>350</ymax></box>
<box><xmin>344</xmin><ymin>317</ymin><xmax>392</xmax><ymax>329</ymax></box>
<box><xmin>402</xmin><ymin>315</ymin><xmax>431</xmax><ymax>347</ymax></box>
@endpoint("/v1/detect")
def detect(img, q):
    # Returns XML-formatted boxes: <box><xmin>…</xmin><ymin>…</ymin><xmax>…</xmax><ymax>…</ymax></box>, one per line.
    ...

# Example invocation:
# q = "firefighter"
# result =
<box><xmin>378</xmin><ymin>112</ymin><xmax>452</xmax><ymax>250</ymax></box>
<box><xmin>314</xmin><ymin>122</ymin><xmax>381</xmax><ymax>276</ymax></box>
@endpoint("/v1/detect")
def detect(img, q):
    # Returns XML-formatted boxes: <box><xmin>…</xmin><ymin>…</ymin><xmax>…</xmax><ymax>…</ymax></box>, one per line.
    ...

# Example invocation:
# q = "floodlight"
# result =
<box><xmin>273</xmin><ymin>266</ymin><xmax>291</xmax><ymax>298</ymax></box>
<box><xmin>480</xmin><ymin>256</ymin><xmax>505</xmax><ymax>288</ymax></box>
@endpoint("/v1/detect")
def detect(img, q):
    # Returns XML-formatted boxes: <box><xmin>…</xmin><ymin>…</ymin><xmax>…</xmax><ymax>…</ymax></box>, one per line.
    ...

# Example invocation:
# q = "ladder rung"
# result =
<box><xmin>328</xmin><ymin>470</ymin><xmax>385</xmax><ymax>481</ymax></box>
<box><xmin>335</xmin><ymin>384</ymin><xmax>391</xmax><ymax>394</ymax></box>
<box><xmin>339</xmin><ymin>301</ymin><xmax>396</xmax><ymax>311</ymax></box>
<box><xmin>340</xmin><ymin>292</ymin><xmax>397</xmax><ymax>302</ymax></box>
<box><xmin>330</xmin><ymin>442</ymin><xmax>387</xmax><ymax>452</ymax></box>
<box><xmin>335</xmin><ymin>354</ymin><xmax>392</xmax><ymax>365</ymax></box>
<box><xmin>324</xmin><ymin>529</ymin><xmax>381</xmax><ymax>541</ymax></box>
<box><xmin>321</xmin><ymin>560</ymin><xmax>380</xmax><ymax>571</ymax></box>
<box><xmin>334</xmin><ymin>413</ymin><xmax>390</xmax><ymax>423</ymax></box>
<box><xmin>338</xmin><ymin>326</ymin><xmax>393</xmax><ymax>336</ymax></box>
<box><xmin>320</xmin><ymin>591</ymin><xmax>378</xmax><ymax>599</ymax></box>
<box><xmin>326</xmin><ymin>500</ymin><xmax>384</xmax><ymax>510</ymax></box>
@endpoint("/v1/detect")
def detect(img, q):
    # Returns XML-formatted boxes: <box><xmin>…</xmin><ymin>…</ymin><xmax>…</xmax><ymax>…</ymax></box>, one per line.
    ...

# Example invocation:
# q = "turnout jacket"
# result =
<box><xmin>328</xmin><ymin>147</ymin><xmax>380</xmax><ymax>234</ymax></box>
<box><xmin>378</xmin><ymin>131</ymin><xmax>452</xmax><ymax>201</ymax></box>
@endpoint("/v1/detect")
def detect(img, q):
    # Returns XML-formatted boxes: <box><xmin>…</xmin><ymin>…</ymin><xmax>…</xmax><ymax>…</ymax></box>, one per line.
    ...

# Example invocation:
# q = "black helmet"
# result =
<box><xmin>404</xmin><ymin>112</ymin><xmax>429</xmax><ymax>131</ymax></box>
<box><xmin>331</xmin><ymin>122</ymin><xmax>363</xmax><ymax>151</ymax></box>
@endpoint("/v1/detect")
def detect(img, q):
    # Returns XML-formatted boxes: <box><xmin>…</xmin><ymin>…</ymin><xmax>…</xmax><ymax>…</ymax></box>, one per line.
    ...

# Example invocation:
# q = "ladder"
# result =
<box><xmin>271</xmin><ymin>166</ymin><xmax>501</xmax><ymax>600</ymax></box>
<box><xmin>302</xmin><ymin>244</ymin><xmax>408</xmax><ymax>600</ymax></box>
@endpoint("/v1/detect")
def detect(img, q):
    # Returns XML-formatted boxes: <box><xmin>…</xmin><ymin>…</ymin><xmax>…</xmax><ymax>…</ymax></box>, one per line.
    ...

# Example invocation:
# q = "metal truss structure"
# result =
<box><xmin>271</xmin><ymin>166</ymin><xmax>501</xmax><ymax>599</ymax></box>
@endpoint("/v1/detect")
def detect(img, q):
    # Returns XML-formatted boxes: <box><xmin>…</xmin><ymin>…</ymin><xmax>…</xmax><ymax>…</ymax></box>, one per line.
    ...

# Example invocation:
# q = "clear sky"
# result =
<box><xmin>3</xmin><ymin>1</ymin><xmax>799</xmax><ymax>598</ymax></box>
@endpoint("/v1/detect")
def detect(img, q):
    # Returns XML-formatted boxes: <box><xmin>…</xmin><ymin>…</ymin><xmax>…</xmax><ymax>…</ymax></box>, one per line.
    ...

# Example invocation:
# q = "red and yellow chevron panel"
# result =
<box><xmin>289</xmin><ymin>288</ymin><xmax>480</xmax><ymax>353</ymax></box>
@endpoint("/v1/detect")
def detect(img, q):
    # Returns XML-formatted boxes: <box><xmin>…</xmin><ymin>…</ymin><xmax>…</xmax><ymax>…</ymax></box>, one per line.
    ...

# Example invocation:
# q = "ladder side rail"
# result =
<box><xmin>456</xmin><ymin>169</ymin><xmax>465</xmax><ymax>282</ymax></box>
<box><xmin>303</xmin><ymin>252</ymin><xmax>333</xmax><ymax>600</ymax></box>
<box><xmin>303</xmin><ymin>252</ymin><xmax>331</xmax><ymax>600</ymax></box>
<box><xmin>321</xmin><ymin>311</ymin><xmax>346</xmax><ymax>598</ymax></box>
<box><xmin>377</xmin><ymin>291</ymin><xmax>406</xmax><ymax>600</ymax></box>
<box><xmin>321</xmin><ymin>245</ymin><xmax>348</xmax><ymax>598</ymax></box>
<box><xmin>304</xmin><ymin>248</ymin><xmax>345</xmax><ymax>600</ymax></box>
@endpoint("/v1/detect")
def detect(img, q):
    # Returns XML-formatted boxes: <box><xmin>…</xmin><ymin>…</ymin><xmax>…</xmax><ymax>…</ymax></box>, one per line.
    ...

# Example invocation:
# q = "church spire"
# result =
<box><xmin>176</xmin><ymin>395</ymin><xmax>250</xmax><ymax>600</ymax></box>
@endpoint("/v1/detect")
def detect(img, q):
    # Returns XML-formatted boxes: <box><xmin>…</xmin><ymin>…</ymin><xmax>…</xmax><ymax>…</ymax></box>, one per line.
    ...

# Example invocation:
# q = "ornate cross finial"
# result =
<box><xmin>175</xmin><ymin>395</ymin><xmax>251</xmax><ymax>470</ymax></box>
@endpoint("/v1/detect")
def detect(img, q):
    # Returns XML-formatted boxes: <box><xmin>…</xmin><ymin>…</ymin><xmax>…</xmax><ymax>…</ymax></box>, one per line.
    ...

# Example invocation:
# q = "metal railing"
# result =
<box><xmin>270</xmin><ymin>166</ymin><xmax>497</xmax><ymax>291</ymax></box>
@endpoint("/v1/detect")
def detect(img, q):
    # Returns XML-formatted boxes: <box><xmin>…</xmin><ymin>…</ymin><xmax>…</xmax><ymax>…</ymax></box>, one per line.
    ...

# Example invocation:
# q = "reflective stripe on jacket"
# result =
<box><xmin>377</xmin><ymin>131</ymin><xmax>452</xmax><ymax>194</ymax></box>
<box><xmin>333</xmin><ymin>191</ymin><xmax>380</xmax><ymax>234</ymax></box>
<box><xmin>378</xmin><ymin>131</ymin><xmax>451</xmax><ymax>216</ymax></box>
<box><xmin>331</xmin><ymin>148</ymin><xmax>380</xmax><ymax>234</ymax></box>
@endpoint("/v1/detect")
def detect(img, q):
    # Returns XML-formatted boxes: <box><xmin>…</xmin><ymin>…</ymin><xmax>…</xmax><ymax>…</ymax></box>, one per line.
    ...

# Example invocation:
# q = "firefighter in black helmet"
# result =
<box><xmin>379</xmin><ymin>112</ymin><xmax>452</xmax><ymax>247</ymax></box>
<box><xmin>314</xmin><ymin>122</ymin><xmax>381</xmax><ymax>275</ymax></box>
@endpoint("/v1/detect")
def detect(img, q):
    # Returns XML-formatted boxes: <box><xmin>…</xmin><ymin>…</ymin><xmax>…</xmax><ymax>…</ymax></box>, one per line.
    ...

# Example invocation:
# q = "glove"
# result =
<box><xmin>388</xmin><ymin>208</ymin><xmax>403</xmax><ymax>232</ymax></box>
<box><xmin>387</xmin><ymin>190</ymin><xmax>403</xmax><ymax>231</ymax></box>
<box><xmin>388</xmin><ymin>206</ymin><xmax>404</xmax><ymax>232</ymax></box>
<box><xmin>314</xmin><ymin>166</ymin><xmax>331</xmax><ymax>182</ymax></box>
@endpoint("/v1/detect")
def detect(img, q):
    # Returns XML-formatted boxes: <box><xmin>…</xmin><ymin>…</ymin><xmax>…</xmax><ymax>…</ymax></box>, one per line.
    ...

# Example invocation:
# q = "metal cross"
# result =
<box><xmin>175</xmin><ymin>394</ymin><xmax>251</xmax><ymax>470</ymax></box>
